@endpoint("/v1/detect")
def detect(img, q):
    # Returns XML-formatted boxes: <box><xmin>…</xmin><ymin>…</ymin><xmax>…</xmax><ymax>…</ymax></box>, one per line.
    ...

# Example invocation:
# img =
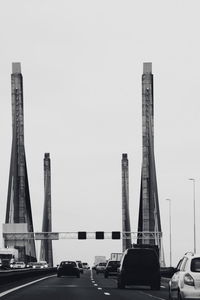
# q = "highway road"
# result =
<box><xmin>0</xmin><ymin>270</ymin><xmax>170</xmax><ymax>300</ymax></box>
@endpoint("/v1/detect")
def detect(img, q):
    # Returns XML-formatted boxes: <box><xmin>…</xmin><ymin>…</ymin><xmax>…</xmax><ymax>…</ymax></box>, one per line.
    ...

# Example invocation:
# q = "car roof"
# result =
<box><xmin>108</xmin><ymin>260</ymin><xmax>120</xmax><ymax>262</ymax></box>
<box><xmin>61</xmin><ymin>260</ymin><xmax>77</xmax><ymax>263</ymax></box>
<box><xmin>125</xmin><ymin>248</ymin><xmax>157</xmax><ymax>254</ymax></box>
<box><xmin>184</xmin><ymin>252</ymin><xmax>200</xmax><ymax>259</ymax></box>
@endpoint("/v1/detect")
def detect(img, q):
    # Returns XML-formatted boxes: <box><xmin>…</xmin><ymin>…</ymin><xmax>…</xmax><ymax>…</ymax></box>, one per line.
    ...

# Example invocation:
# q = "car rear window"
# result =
<box><xmin>191</xmin><ymin>258</ymin><xmax>200</xmax><ymax>272</ymax></box>
<box><xmin>61</xmin><ymin>261</ymin><xmax>76</xmax><ymax>266</ymax></box>
<box><xmin>99</xmin><ymin>262</ymin><xmax>106</xmax><ymax>266</ymax></box>
<box><xmin>123</xmin><ymin>250</ymin><xmax>159</xmax><ymax>269</ymax></box>
<box><xmin>108</xmin><ymin>261</ymin><xmax>120</xmax><ymax>266</ymax></box>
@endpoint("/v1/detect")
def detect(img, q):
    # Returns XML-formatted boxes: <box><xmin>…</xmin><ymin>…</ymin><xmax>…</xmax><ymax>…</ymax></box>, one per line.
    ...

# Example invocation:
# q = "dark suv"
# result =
<box><xmin>117</xmin><ymin>247</ymin><xmax>160</xmax><ymax>290</ymax></box>
<box><xmin>57</xmin><ymin>261</ymin><xmax>80</xmax><ymax>278</ymax></box>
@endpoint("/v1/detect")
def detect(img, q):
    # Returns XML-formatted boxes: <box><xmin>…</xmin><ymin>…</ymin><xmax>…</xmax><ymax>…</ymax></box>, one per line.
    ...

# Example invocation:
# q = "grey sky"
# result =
<box><xmin>0</xmin><ymin>0</ymin><xmax>200</xmax><ymax>267</ymax></box>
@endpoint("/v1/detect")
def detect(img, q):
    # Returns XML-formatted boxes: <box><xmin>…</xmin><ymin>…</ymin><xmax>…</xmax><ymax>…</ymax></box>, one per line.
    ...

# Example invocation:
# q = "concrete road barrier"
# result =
<box><xmin>0</xmin><ymin>268</ymin><xmax>57</xmax><ymax>285</ymax></box>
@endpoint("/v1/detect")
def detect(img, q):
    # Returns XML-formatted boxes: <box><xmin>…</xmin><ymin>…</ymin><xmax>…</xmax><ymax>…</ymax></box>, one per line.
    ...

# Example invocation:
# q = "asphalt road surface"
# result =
<box><xmin>0</xmin><ymin>270</ymin><xmax>170</xmax><ymax>300</ymax></box>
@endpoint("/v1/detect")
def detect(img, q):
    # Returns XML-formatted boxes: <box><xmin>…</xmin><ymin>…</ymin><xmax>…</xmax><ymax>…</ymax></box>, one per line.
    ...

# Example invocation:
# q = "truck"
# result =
<box><xmin>0</xmin><ymin>248</ymin><xmax>19</xmax><ymax>269</ymax></box>
<box><xmin>110</xmin><ymin>253</ymin><xmax>122</xmax><ymax>261</ymax></box>
<box><xmin>93</xmin><ymin>256</ymin><xmax>106</xmax><ymax>269</ymax></box>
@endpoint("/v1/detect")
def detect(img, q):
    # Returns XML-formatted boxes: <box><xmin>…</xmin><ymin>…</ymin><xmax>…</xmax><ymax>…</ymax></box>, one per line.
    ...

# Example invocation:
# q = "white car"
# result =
<box><xmin>169</xmin><ymin>252</ymin><xmax>200</xmax><ymax>299</ymax></box>
<box><xmin>11</xmin><ymin>261</ymin><xmax>26</xmax><ymax>269</ymax></box>
<box><xmin>28</xmin><ymin>261</ymin><xmax>48</xmax><ymax>269</ymax></box>
<box><xmin>82</xmin><ymin>262</ymin><xmax>90</xmax><ymax>269</ymax></box>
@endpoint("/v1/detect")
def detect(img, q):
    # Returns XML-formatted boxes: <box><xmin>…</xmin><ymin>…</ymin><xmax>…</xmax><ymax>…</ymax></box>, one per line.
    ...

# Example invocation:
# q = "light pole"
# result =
<box><xmin>189</xmin><ymin>178</ymin><xmax>196</xmax><ymax>253</ymax></box>
<box><xmin>166</xmin><ymin>198</ymin><xmax>172</xmax><ymax>267</ymax></box>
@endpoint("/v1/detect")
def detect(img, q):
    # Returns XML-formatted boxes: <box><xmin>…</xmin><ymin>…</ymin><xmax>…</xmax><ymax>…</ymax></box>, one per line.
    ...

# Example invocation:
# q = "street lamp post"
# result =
<box><xmin>189</xmin><ymin>178</ymin><xmax>196</xmax><ymax>254</ymax></box>
<box><xmin>166</xmin><ymin>198</ymin><xmax>172</xmax><ymax>267</ymax></box>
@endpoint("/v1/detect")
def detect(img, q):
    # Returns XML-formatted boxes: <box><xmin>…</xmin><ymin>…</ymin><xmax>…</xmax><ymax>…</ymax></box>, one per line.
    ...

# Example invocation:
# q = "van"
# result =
<box><xmin>117</xmin><ymin>247</ymin><xmax>160</xmax><ymax>290</ymax></box>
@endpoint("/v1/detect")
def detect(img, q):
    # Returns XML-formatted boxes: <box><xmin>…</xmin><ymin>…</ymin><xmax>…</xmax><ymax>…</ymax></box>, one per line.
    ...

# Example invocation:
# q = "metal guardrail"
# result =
<box><xmin>0</xmin><ymin>268</ymin><xmax>57</xmax><ymax>285</ymax></box>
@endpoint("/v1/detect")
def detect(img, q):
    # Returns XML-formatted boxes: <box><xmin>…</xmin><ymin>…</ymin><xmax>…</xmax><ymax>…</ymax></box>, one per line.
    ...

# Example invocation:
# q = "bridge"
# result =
<box><xmin>2</xmin><ymin>62</ymin><xmax>164</xmax><ymax>267</ymax></box>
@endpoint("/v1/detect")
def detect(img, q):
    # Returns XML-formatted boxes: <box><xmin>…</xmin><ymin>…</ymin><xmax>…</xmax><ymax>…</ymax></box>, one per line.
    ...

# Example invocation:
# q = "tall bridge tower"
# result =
<box><xmin>122</xmin><ymin>153</ymin><xmax>132</xmax><ymax>251</ymax></box>
<box><xmin>40</xmin><ymin>153</ymin><xmax>53</xmax><ymax>267</ymax></box>
<box><xmin>4</xmin><ymin>63</ymin><xmax>36</xmax><ymax>262</ymax></box>
<box><xmin>137</xmin><ymin>63</ymin><xmax>164</xmax><ymax>265</ymax></box>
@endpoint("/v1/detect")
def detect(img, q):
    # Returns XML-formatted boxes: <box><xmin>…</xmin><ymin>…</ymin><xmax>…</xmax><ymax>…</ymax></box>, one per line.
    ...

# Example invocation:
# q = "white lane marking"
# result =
<box><xmin>0</xmin><ymin>275</ymin><xmax>55</xmax><ymax>298</ymax></box>
<box><xmin>90</xmin><ymin>269</ymin><xmax>111</xmax><ymax>296</ymax></box>
<box><xmin>90</xmin><ymin>269</ymin><xmax>94</xmax><ymax>280</ymax></box>
<box><xmin>39</xmin><ymin>285</ymin><xmax>78</xmax><ymax>288</ymax></box>
<box><xmin>139</xmin><ymin>291</ymin><xmax>165</xmax><ymax>300</ymax></box>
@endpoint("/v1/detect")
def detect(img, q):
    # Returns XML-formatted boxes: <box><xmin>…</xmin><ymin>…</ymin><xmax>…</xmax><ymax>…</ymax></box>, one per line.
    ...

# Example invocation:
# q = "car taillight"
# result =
<box><xmin>184</xmin><ymin>273</ymin><xmax>194</xmax><ymax>286</ymax></box>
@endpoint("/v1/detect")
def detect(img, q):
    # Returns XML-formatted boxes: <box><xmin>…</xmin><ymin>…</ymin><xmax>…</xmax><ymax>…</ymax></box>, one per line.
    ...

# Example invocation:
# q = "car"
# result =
<box><xmin>169</xmin><ymin>252</ymin><xmax>200</xmax><ymax>299</ymax></box>
<box><xmin>76</xmin><ymin>261</ymin><xmax>83</xmax><ymax>273</ymax></box>
<box><xmin>26</xmin><ymin>262</ymin><xmax>36</xmax><ymax>268</ymax></box>
<box><xmin>27</xmin><ymin>261</ymin><xmax>48</xmax><ymax>269</ymax></box>
<box><xmin>57</xmin><ymin>261</ymin><xmax>80</xmax><ymax>278</ymax></box>
<box><xmin>82</xmin><ymin>262</ymin><xmax>90</xmax><ymax>270</ymax></box>
<box><xmin>96</xmin><ymin>262</ymin><xmax>107</xmax><ymax>274</ymax></box>
<box><xmin>117</xmin><ymin>247</ymin><xmax>160</xmax><ymax>290</ymax></box>
<box><xmin>92</xmin><ymin>264</ymin><xmax>97</xmax><ymax>270</ymax></box>
<box><xmin>104</xmin><ymin>260</ymin><xmax>120</xmax><ymax>278</ymax></box>
<box><xmin>10</xmin><ymin>261</ymin><xmax>26</xmax><ymax>269</ymax></box>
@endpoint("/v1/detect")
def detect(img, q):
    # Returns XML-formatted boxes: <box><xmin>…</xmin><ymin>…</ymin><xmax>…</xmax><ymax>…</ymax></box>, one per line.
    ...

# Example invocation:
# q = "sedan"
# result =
<box><xmin>11</xmin><ymin>261</ymin><xmax>26</xmax><ymax>269</ymax></box>
<box><xmin>27</xmin><ymin>261</ymin><xmax>48</xmax><ymax>269</ymax></box>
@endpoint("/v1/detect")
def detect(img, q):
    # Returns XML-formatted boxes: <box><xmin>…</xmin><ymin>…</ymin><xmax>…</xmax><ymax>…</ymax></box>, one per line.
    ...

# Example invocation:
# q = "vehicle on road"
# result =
<box><xmin>57</xmin><ymin>261</ymin><xmax>80</xmax><ymax>278</ymax></box>
<box><xmin>110</xmin><ymin>253</ymin><xmax>122</xmax><ymax>261</ymax></box>
<box><xmin>94</xmin><ymin>256</ymin><xmax>106</xmax><ymax>267</ymax></box>
<box><xmin>104</xmin><ymin>260</ymin><xmax>120</xmax><ymax>278</ymax></box>
<box><xmin>76</xmin><ymin>261</ymin><xmax>83</xmax><ymax>273</ymax></box>
<box><xmin>169</xmin><ymin>252</ymin><xmax>200</xmax><ymax>299</ymax></box>
<box><xmin>26</xmin><ymin>262</ymin><xmax>36</xmax><ymax>268</ymax></box>
<box><xmin>27</xmin><ymin>261</ymin><xmax>48</xmax><ymax>269</ymax></box>
<box><xmin>117</xmin><ymin>247</ymin><xmax>160</xmax><ymax>290</ymax></box>
<box><xmin>82</xmin><ymin>262</ymin><xmax>90</xmax><ymax>270</ymax></box>
<box><xmin>10</xmin><ymin>261</ymin><xmax>26</xmax><ymax>269</ymax></box>
<box><xmin>96</xmin><ymin>262</ymin><xmax>107</xmax><ymax>274</ymax></box>
<box><xmin>0</xmin><ymin>248</ymin><xmax>18</xmax><ymax>269</ymax></box>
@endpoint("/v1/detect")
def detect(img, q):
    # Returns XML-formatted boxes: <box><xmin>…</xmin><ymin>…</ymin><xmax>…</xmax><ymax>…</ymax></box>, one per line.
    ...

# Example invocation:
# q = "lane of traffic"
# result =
<box><xmin>1</xmin><ymin>271</ymin><xmax>112</xmax><ymax>300</ymax></box>
<box><xmin>92</xmin><ymin>270</ymin><xmax>169</xmax><ymax>300</ymax></box>
<box><xmin>1</xmin><ymin>269</ymin><xmax>171</xmax><ymax>300</ymax></box>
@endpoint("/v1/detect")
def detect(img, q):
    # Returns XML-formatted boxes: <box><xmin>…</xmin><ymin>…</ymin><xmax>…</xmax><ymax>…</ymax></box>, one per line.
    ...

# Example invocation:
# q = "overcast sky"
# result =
<box><xmin>0</xmin><ymin>0</ymin><xmax>200</xmax><ymax>267</ymax></box>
